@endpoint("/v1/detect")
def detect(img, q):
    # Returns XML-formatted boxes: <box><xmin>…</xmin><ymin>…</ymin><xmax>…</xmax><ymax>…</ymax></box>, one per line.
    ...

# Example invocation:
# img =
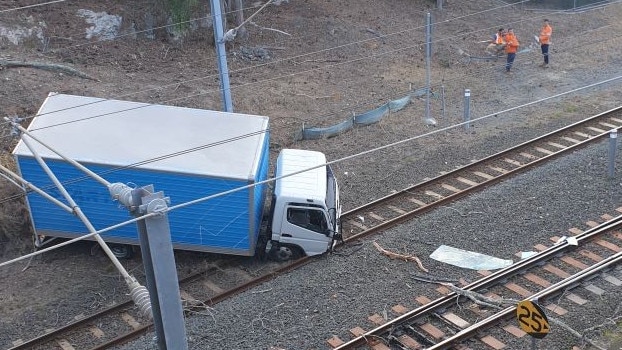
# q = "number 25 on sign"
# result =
<box><xmin>516</xmin><ymin>300</ymin><xmax>550</xmax><ymax>339</ymax></box>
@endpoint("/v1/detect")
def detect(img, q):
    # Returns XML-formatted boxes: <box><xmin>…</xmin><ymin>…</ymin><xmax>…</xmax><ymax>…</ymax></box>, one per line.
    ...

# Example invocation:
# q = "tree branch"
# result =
<box><xmin>0</xmin><ymin>60</ymin><xmax>99</xmax><ymax>81</ymax></box>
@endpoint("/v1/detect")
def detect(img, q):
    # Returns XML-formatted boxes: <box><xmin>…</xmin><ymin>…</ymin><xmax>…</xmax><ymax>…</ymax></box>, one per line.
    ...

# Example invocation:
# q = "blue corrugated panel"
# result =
<box><xmin>17</xmin><ymin>153</ymin><xmax>269</xmax><ymax>256</ymax></box>
<box><xmin>251</xmin><ymin>134</ymin><xmax>270</xmax><ymax>249</ymax></box>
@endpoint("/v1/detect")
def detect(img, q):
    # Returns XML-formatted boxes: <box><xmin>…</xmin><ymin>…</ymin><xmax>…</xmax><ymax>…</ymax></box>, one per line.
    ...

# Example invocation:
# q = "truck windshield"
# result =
<box><xmin>325</xmin><ymin>164</ymin><xmax>339</xmax><ymax>229</ymax></box>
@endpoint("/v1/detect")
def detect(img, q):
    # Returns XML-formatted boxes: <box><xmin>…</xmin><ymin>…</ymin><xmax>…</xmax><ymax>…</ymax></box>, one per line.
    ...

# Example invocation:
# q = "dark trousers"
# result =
<box><xmin>506</xmin><ymin>53</ymin><xmax>516</xmax><ymax>71</ymax></box>
<box><xmin>541</xmin><ymin>44</ymin><xmax>549</xmax><ymax>64</ymax></box>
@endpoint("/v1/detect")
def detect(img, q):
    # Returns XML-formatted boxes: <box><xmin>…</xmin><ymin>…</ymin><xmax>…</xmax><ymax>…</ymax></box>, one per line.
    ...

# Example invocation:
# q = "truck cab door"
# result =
<box><xmin>278</xmin><ymin>206</ymin><xmax>332</xmax><ymax>256</ymax></box>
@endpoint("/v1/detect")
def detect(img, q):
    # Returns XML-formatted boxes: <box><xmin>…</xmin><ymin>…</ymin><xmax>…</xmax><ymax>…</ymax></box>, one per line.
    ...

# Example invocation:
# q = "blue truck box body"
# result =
<box><xmin>13</xmin><ymin>93</ymin><xmax>270</xmax><ymax>256</ymax></box>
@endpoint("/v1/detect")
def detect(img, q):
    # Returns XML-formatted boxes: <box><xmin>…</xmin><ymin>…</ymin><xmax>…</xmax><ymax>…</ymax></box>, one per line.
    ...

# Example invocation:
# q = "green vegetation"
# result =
<box><xmin>563</xmin><ymin>104</ymin><xmax>579</xmax><ymax>113</ymax></box>
<box><xmin>0</xmin><ymin>155</ymin><xmax>30</xmax><ymax>252</ymax></box>
<box><xmin>165</xmin><ymin>0</ymin><xmax>200</xmax><ymax>31</ymax></box>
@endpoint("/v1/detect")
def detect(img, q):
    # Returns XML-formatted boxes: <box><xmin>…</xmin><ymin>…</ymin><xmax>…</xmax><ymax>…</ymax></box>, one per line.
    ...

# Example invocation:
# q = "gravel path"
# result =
<box><xmin>117</xmin><ymin>140</ymin><xmax>622</xmax><ymax>350</ymax></box>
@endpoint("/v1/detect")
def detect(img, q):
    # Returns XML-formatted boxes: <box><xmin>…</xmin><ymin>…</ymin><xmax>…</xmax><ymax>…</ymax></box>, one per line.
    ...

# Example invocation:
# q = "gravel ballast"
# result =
<box><xmin>117</xmin><ymin>141</ymin><xmax>622</xmax><ymax>350</ymax></box>
<box><xmin>2</xmin><ymin>2</ymin><xmax>622</xmax><ymax>349</ymax></box>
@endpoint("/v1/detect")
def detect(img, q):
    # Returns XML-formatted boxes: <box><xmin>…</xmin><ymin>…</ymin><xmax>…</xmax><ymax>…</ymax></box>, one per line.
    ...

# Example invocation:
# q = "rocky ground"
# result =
<box><xmin>1</xmin><ymin>0</ymin><xmax>622</xmax><ymax>349</ymax></box>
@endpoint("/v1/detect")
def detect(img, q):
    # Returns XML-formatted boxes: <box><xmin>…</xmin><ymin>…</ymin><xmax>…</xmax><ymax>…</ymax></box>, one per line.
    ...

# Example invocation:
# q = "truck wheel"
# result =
<box><xmin>272</xmin><ymin>245</ymin><xmax>302</xmax><ymax>262</ymax></box>
<box><xmin>109</xmin><ymin>244</ymin><xmax>134</xmax><ymax>259</ymax></box>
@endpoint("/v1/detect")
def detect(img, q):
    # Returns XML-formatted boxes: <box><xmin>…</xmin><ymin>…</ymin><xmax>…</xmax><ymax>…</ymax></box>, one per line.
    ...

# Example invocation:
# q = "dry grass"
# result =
<box><xmin>0</xmin><ymin>153</ymin><xmax>31</xmax><ymax>256</ymax></box>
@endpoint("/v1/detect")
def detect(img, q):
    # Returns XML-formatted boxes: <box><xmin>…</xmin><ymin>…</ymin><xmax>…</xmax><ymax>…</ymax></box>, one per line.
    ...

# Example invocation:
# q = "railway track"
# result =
<box><xmin>8</xmin><ymin>257</ymin><xmax>298</xmax><ymax>350</ymax></box>
<box><xmin>327</xmin><ymin>210</ymin><xmax>622</xmax><ymax>349</ymax></box>
<box><xmin>8</xmin><ymin>106</ymin><xmax>622</xmax><ymax>350</ymax></box>
<box><xmin>338</xmin><ymin>106</ymin><xmax>622</xmax><ymax>243</ymax></box>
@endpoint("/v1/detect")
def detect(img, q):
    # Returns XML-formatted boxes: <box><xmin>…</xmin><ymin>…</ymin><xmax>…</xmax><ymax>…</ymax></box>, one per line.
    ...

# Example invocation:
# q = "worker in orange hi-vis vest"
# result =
<box><xmin>539</xmin><ymin>19</ymin><xmax>553</xmax><ymax>68</ymax></box>
<box><xmin>486</xmin><ymin>28</ymin><xmax>506</xmax><ymax>56</ymax></box>
<box><xmin>504</xmin><ymin>28</ymin><xmax>519</xmax><ymax>74</ymax></box>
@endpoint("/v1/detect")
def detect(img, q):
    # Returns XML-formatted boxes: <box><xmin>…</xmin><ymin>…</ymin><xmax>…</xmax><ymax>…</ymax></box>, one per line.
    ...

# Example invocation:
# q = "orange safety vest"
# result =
<box><xmin>539</xmin><ymin>24</ymin><xmax>552</xmax><ymax>45</ymax></box>
<box><xmin>505</xmin><ymin>33</ymin><xmax>519</xmax><ymax>54</ymax></box>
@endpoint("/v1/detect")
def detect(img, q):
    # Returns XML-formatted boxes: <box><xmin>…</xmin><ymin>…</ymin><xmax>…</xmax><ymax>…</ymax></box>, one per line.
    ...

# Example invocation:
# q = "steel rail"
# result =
<box><xmin>342</xmin><ymin>105</ymin><xmax>622</xmax><ymax>218</ymax></box>
<box><xmin>426</xmin><ymin>250</ymin><xmax>622</xmax><ymax>349</ymax></box>
<box><xmin>88</xmin><ymin>257</ymin><xmax>312</xmax><ymax>349</ymax></box>
<box><xmin>8</xmin><ymin>257</ymin><xmax>307</xmax><ymax>350</ymax></box>
<box><xmin>333</xmin><ymin>215</ymin><xmax>622</xmax><ymax>349</ymax></box>
<box><xmin>11</xmin><ymin>106</ymin><xmax>622</xmax><ymax>350</ymax></box>
<box><xmin>338</xmin><ymin>106</ymin><xmax>622</xmax><ymax>244</ymax></box>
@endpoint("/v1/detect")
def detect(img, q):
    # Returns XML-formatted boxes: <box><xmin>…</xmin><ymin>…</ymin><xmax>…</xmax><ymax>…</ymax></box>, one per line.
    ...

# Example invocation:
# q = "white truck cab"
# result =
<box><xmin>267</xmin><ymin>149</ymin><xmax>341</xmax><ymax>261</ymax></box>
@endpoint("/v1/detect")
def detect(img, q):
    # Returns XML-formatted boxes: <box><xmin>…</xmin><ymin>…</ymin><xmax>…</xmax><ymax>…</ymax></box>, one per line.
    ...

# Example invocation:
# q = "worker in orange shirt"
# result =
<box><xmin>539</xmin><ymin>19</ymin><xmax>553</xmax><ymax>67</ymax></box>
<box><xmin>504</xmin><ymin>28</ymin><xmax>519</xmax><ymax>73</ymax></box>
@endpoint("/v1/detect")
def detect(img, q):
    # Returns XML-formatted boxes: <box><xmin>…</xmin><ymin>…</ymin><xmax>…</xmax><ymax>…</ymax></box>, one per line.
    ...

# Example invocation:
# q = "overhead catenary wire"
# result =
<box><xmin>3</xmin><ymin>18</ymin><xmax>620</xmax><ymax>140</ymax></box>
<box><xmin>0</xmin><ymin>127</ymin><xmax>271</xmax><ymax>206</ymax></box>
<box><xmin>0</xmin><ymin>0</ymin><xmax>614</xmax><ymax>138</ymax></box>
<box><xmin>0</xmin><ymin>21</ymin><xmax>620</xmax><ymax>207</ymax></box>
<box><xmin>0</xmin><ymin>20</ymin><xmax>620</xmax><ymax>176</ymax></box>
<box><xmin>3</xmin><ymin>4</ymin><xmax>618</xmax><ymax>132</ymax></box>
<box><xmin>0</xmin><ymin>0</ymin><xmax>554</xmax><ymax>131</ymax></box>
<box><xmin>7</xmin><ymin>127</ymin><xmax>154</xmax><ymax>316</ymax></box>
<box><xmin>0</xmin><ymin>0</ymin><xmax>66</xmax><ymax>14</ymax></box>
<box><xmin>0</xmin><ymin>2</ymin><xmax>619</xmax><ymax>199</ymax></box>
<box><xmin>1</xmin><ymin>73</ymin><xmax>620</xmax><ymax>269</ymax></box>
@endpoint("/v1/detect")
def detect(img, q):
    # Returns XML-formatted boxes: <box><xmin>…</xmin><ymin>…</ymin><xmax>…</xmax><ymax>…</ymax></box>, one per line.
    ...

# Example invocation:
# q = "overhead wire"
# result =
<box><xmin>1</xmin><ymin>73</ymin><xmax>621</xmax><ymax>268</ymax></box>
<box><xmin>3</xmin><ymin>11</ymin><xmax>619</xmax><ymax>137</ymax></box>
<box><xmin>0</xmin><ymin>3</ymin><xmax>619</xmax><ymax>178</ymax></box>
<box><xmin>0</xmin><ymin>0</ymin><xmax>538</xmax><ymax>131</ymax></box>
<box><xmin>0</xmin><ymin>8</ymin><xmax>599</xmax><ymax>131</ymax></box>
<box><xmin>1</xmin><ymin>1</ymin><xmax>620</xmax><ymax>189</ymax></box>
<box><xmin>4</xmin><ymin>8</ymin><xmax>621</xmax><ymax>161</ymax></box>
<box><xmin>0</xmin><ymin>0</ymin><xmax>66</xmax><ymax>14</ymax></box>
<box><xmin>0</xmin><ymin>127</ymin><xmax>271</xmax><ymax>205</ymax></box>
<box><xmin>0</xmin><ymin>16</ymin><xmax>620</xmax><ymax>178</ymax></box>
<box><xmin>0</xmin><ymin>0</ymin><xmax>620</xmax><ymax>246</ymax></box>
<box><xmin>3</xmin><ymin>21</ymin><xmax>617</xmax><ymax>206</ymax></box>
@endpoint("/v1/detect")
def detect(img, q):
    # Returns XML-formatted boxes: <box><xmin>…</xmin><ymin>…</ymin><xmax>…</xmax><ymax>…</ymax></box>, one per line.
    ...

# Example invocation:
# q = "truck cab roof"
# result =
<box><xmin>274</xmin><ymin>149</ymin><xmax>327</xmax><ymax>206</ymax></box>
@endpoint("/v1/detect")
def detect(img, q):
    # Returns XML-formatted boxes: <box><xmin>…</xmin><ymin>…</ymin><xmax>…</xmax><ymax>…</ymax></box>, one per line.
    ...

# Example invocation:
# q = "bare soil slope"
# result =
<box><xmin>1</xmin><ymin>0</ymin><xmax>622</xmax><ymax>348</ymax></box>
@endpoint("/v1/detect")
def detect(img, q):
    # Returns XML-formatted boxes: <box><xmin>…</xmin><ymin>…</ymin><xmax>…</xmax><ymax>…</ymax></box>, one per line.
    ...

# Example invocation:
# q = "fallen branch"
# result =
<box><xmin>0</xmin><ymin>60</ymin><xmax>99</xmax><ymax>81</ymax></box>
<box><xmin>440</xmin><ymin>283</ymin><xmax>519</xmax><ymax>309</ymax></box>
<box><xmin>373</xmin><ymin>241</ymin><xmax>428</xmax><ymax>272</ymax></box>
<box><xmin>249</xmin><ymin>21</ymin><xmax>291</xmax><ymax>36</ymax></box>
<box><xmin>294</xmin><ymin>93</ymin><xmax>333</xmax><ymax>99</ymax></box>
<box><xmin>582</xmin><ymin>302</ymin><xmax>622</xmax><ymax>334</ymax></box>
<box><xmin>365</xmin><ymin>28</ymin><xmax>386</xmax><ymax>44</ymax></box>
<box><xmin>365</xmin><ymin>28</ymin><xmax>382</xmax><ymax>36</ymax></box>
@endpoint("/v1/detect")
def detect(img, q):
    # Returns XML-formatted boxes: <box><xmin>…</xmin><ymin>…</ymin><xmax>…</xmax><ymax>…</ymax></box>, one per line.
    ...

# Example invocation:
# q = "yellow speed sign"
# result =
<box><xmin>516</xmin><ymin>300</ymin><xmax>550</xmax><ymax>338</ymax></box>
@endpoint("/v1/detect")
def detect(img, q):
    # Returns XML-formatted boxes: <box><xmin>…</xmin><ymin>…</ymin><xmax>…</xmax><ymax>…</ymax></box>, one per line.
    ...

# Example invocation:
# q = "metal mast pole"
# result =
<box><xmin>129</xmin><ymin>186</ymin><xmax>188</xmax><ymax>350</ymax></box>
<box><xmin>210</xmin><ymin>0</ymin><xmax>233</xmax><ymax>112</ymax></box>
<box><xmin>424</xmin><ymin>12</ymin><xmax>436</xmax><ymax>125</ymax></box>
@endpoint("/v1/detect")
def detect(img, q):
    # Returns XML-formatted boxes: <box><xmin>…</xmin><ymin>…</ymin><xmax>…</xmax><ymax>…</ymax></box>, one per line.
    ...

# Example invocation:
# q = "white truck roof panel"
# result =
<box><xmin>12</xmin><ymin>93</ymin><xmax>269</xmax><ymax>180</ymax></box>
<box><xmin>275</xmin><ymin>149</ymin><xmax>327</xmax><ymax>204</ymax></box>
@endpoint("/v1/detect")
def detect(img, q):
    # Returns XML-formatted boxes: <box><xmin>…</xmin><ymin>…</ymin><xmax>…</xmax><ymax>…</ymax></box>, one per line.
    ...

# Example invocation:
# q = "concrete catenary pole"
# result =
<box><xmin>210</xmin><ymin>0</ymin><xmax>233</xmax><ymax>112</ymax></box>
